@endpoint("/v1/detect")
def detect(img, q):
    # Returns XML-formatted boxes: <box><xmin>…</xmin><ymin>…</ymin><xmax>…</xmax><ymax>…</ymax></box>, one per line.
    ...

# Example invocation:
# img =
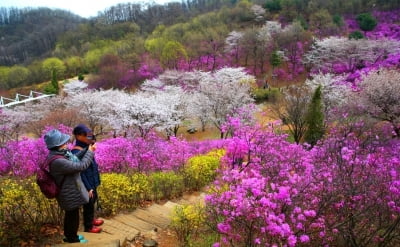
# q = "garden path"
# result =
<box><xmin>52</xmin><ymin>192</ymin><xmax>205</xmax><ymax>247</ymax></box>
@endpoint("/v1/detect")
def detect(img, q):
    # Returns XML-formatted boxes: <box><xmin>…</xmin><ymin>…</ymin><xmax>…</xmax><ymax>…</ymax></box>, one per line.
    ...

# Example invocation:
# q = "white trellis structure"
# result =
<box><xmin>0</xmin><ymin>91</ymin><xmax>55</xmax><ymax>108</ymax></box>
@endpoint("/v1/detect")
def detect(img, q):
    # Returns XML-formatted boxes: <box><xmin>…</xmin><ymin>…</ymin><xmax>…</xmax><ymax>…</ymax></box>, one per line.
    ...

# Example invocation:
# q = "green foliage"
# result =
<box><xmin>78</xmin><ymin>73</ymin><xmax>85</xmax><ymax>81</ymax></box>
<box><xmin>333</xmin><ymin>14</ymin><xmax>344</xmax><ymax>27</ymax></box>
<box><xmin>51</xmin><ymin>69</ymin><xmax>59</xmax><ymax>94</ymax></box>
<box><xmin>295</xmin><ymin>16</ymin><xmax>309</xmax><ymax>30</ymax></box>
<box><xmin>264</xmin><ymin>0</ymin><xmax>282</xmax><ymax>12</ymax></box>
<box><xmin>171</xmin><ymin>203</ymin><xmax>205</xmax><ymax>247</ymax></box>
<box><xmin>161</xmin><ymin>41</ymin><xmax>188</xmax><ymax>69</ymax></box>
<box><xmin>148</xmin><ymin>171</ymin><xmax>185</xmax><ymax>201</ymax></box>
<box><xmin>97</xmin><ymin>173</ymin><xmax>150</xmax><ymax>215</ymax></box>
<box><xmin>183</xmin><ymin>149</ymin><xmax>224</xmax><ymax>191</ymax></box>
<box><xmin>270</xmin><ymin>50</ymin><xmax>283</xmax><ymax>68</ymax></box>
<box><xmin>42</xmin><ymin>57</ymin><xmax>66</xmax><ymax>79</ymax></box>
<box><xmin>0</xmin><ymin>177</ymin><xmax>62</xmax><ymax>246</ymax></box>
<box><xmin>304</xmin><ymin>85</ymin><xmax>325</xmax><ymax>147</ymax></box>
<box><xmin>189</xmin><ymin>231</ymin><xmax>220</xmax><ymax>247</ymax></box>
<box><xmin>309</xmin><ymin>9</ymin><xmax>337</xmax><ymax>35</ymax></box>
<box><xmin>43</xmin><ymin>83</ymin><xmax>58</xmax><ymax>94</ymax></box>
<box><xmin>251</xmin><ymin>87</ymin><xmax>280</xmax><ymax>103</ymax></box>
<box><xmin>349</xmin><ymin>30</ymin><xmax>365</xmax><ymax>39</ymax></box>
<box><xmin>0</xmin><ymin>66</ymin><xmax>11</xmax><ymax>89</ymax></box>
<box><xmin>83</xmin><ymin>44</ymin><xmax>115</xmax><ymax>73</ymax></box>
<box><xmin>65</xmin><ymin>56</ymin><xmax>83</xmax><ymax>77</ymax></box>
<box><xmin>145</xmin><ymin>37</ymin><xmax>168</xmax><ymax>60</ymax></box>
<box><xmin>7</xmin><ymin>66</ymin><xmax>30</xmax><ymax>88</ymax></box>
<box><xmin>356</xmin><ymin>13</ymin><xmax>378</xmax><ymax>32</ymax></box>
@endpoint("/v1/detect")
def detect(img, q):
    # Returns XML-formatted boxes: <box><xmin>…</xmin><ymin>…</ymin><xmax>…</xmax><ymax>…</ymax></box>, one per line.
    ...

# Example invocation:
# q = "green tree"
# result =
<box><xmin>304</xmin><ymin>85</ymin><xmax>325</xmax><ymax>147</ymax></box>
<box><xmin>309</xmin><ymin>9</ymin><xmax>340</xmax><ymax>37</ymax></box>
<box><xmin>333</xmin><ymin>14</ymin><xmax>344</xmax><ymax>27</ymax></box>
<box><xmin>356</xmin><ymin>13</ymin><xmax>377</xmax><ymax>33</ymax></box>
<box><xmin>144</xmin><ymin>37</ymin><xmax>168</xmax><ymax>61</ymax></box>
<box><xmin>27</xmin><ymin>60</ymin><xmax>47</xmax><ymax>85</ymax></box>
<box><xmin>8</xmin><ymin>66</ymin><xmax>30</xmax><ymax>88</ymax></box>
<box><xmin>42</xmin><ymin>57</ymin><xmax>66</xmax><ymax>80</ymax></box>
<box><xmin>269</xmin><ymin>50</ymin><xmax>283</xmax><ymax>71</ymax></box>
<box><xmin>161</xmin><ymin>41</ymin><xmax>188</xmax><ymax>69</ymax></box>
<box><xmin>65</xmin><ymin>56</ymin><xmax>83</xmax><ymax>77</ymax></box>
<box><xmin>0</xmin><ymin>67</ymin><xmax>11</xmax><ymax>89</ymax></box>
<box><xmin>264</xmin><ymin>0</ymin><xmax>282</xmax><ymax>12</ymax></box>
<box><xmin>78</xmin><ymin>73</ymin><xmax>85</xmax><ymax>81</ymax></box>
<box><xmin>349</xmin><ymin>30</ymin><xmax>365</xmax><ymax>39</ymax></box>
<box><xmin>51</xmin><ymin>69</ymin><xmax>59</xmax><ymax>94</ymax></box>
<box><xmin>84</xmin><ymin>48</ymin><xmax>110</xmax><ymax>73</ymax></box>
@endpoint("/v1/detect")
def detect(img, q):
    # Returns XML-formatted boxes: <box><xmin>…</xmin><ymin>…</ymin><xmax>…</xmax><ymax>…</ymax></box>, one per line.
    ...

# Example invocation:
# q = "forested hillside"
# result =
<box><xmin>0</xmin><ymin>0</ymin><xmax>399</xmax><ymax>91</ymax></box>
<box><xmin>0</xmin><ymin>8</ymin><xmax>84</xmax><ymax>66</ymax></box>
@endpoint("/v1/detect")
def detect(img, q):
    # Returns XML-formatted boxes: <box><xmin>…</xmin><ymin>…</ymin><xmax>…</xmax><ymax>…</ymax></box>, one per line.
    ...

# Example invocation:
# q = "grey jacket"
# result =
<box><xmin>48</xmin><ymin>149</ymin><xmax>94</xmax><ymax>211</ymax></box>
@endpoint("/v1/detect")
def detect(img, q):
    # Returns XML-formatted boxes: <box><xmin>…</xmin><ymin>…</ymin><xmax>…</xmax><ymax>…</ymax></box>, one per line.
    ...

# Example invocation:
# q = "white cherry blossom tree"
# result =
<box><xmin>141</xmin><ymin>81</ymin><xmax>190</xmax><ymax>138</ymax></box>
<box><xmin>305</xmin><ymin>73</ymin><xmax>350</xmax><ymax>119</ymax></box>
<box><xmin>63</xmin><ymin>80</ymin><xmax>88</xmax><ymax>95</ymax></box>
<box><xmin>355</xmin><ymin>69</ymin><xmax>400</xmax><ymax>137</ymax></box>
<box><xmin>304</xmin><ymin>37</ymin><xmax>400</xmax><ymax>73</ymax></box>
<box><xmin>196</xmin><ymin>67</ymin><xmax>255</xmax><ymax>138</ymax></box>
<box><xmin>67</xmin><ymin>89</ymin><xmax>122</xmax><ymax>134</ymax></box>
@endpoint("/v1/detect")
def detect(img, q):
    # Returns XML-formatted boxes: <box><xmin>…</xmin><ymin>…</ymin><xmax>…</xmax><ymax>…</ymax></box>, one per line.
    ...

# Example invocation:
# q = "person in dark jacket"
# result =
<box><xmin>72</xmin><ymin>124</ymin><xmax>103</xmax><ymax>233</ymax></box>
<box><xmin>44</xmin><ymin>129</ymin><xmax>96</xmax><ymax>243</ymax></box>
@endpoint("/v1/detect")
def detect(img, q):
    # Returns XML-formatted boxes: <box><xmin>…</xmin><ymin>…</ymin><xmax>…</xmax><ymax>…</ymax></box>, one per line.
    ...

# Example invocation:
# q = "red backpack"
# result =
<box><xmin>36</xmin><ymin>155</ymin><xmax>65</xmax><ymax>199</ymax></box>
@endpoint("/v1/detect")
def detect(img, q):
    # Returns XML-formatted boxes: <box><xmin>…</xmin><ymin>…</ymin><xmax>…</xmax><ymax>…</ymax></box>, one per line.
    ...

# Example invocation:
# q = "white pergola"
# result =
<box><xmin>0</xmin><ymin>91</ymin><xmax>55</xmax><ymax>108</ymax></box>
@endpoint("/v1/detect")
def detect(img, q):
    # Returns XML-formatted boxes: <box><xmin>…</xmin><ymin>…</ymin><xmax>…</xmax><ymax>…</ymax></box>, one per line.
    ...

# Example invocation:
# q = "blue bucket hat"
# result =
<box><xmin>72</xmin><ymin>124</ymin><xmax>92</xmax><ymax>135</ymax></box>
<box><xmin>44</xmin><ymin>129</ymin><xmax>71</xmax><ymax>149</ymax></box>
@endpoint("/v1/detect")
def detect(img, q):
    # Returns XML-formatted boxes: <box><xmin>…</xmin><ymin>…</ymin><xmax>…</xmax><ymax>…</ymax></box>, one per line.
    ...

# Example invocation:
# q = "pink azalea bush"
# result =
<box><xmin>205</xmin><ymin>118</ymin><xmax>400</xmax><ymax>246</ymax></box>
<box><xmin>95</xmin><ymin>132</ymin><xmax>226</xmax><ymax>173</ymax></box>
<box><xmin>0</xmin><ymin>124</ymin><xmax>71</xmax><ymax>177</ymax></box>
<box><xmin>0</xmin><ymin>130</ymin><xmax>226</xmax><ymax>176</ymax></box>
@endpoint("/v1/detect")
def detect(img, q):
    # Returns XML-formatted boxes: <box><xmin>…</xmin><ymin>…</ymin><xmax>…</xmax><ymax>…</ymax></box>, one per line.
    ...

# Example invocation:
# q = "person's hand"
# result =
<box><xmin>89</xmin><ymin>143</ymin><xmax>97</xmax><ymax>152</ymax></box>
<box><xmin>88</xmin><ymin>189</ymin><xmax>94</xmax><ymax>198</ymax></box>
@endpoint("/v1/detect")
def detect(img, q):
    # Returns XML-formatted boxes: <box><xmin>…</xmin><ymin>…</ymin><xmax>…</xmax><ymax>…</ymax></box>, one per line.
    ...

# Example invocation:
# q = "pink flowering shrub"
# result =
<box><xmin>308</xmin><ymin>125</ymin><xmax>400</xmax><ymax>246</ymax></box>
<box><xmin>206</xmin><ymin>120</ymin><xmax>324</xmax><ymax>246</ymax></box>
<box><xmin>0</xmin><ymin>137</ymin><xmax>48</xmax><ymax>177</ymax></box>
<box><xmin>0</xmin><ymin>129</ymin><xmax>226</xmax><ymax>176</ymax></box>
<box><xmin>0</xmin><ymin>124</ymin><xmax>72</xmax><ymax>177</ymax></box>
<box><xmin>205</xmin><ymin>118</ymin><xmax>400</xmax><ymax>246</ymax></box>
<box><xmin>80</xmin><ymin>133</ymin><xmax>226</xmax><ymax>173</ymax></box>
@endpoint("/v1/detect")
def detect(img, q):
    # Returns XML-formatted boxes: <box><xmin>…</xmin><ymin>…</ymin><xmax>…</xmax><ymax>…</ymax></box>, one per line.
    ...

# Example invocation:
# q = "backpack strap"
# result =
<box><xmin>46</xmin><ymin>155</ymin><xmax>66</xmax><ymax>189</ymax></box>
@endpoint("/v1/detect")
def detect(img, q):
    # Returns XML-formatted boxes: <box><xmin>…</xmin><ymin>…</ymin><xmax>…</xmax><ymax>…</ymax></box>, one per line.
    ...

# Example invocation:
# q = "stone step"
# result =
<box><xmin>145</xmin><ymin>203</ymin><xmax>173</xmax><ymax>218</ymax></box>
<box><xmin>181</xmin><ymin>192</ymin><xmax>206</xmax><ymax>203</ymax></box>
<box><xmin>112</xmin><ymin>214</ymin><xmax>159</xmax><ymax>233</ymax></box>
<box><xmin>101</xmin><ymin>218</ymin><xmax>139</xmax><ymax>242</ymax></box>
<box><xmin>162</xmin><ymin>201</ymin><xmax>180</xmax><ymax>210</ymax></box>
<box><xmin>131</xmin><ymin>208</ymin><xmax>171</xmax><ymax>229</ymax></box>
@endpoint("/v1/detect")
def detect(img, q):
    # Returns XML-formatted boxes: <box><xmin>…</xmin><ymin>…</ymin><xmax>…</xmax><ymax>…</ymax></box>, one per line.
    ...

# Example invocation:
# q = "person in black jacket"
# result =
<box><xmin>44</xmin><ymin>129</ymin><xmax>96</xmax><ymax>243</ymax></box>
<box><xmin>72</xmin><ymin>124</ymin><xmax>103</xmax><ymax>233</ymax></box>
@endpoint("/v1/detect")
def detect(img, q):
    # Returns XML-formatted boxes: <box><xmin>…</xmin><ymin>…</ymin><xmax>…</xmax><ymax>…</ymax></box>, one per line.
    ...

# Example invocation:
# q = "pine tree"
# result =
<box><xmin>304</xmin><ymin>85</ymin><xmax>324</xmax><ymax>147</ymax></box>
<box><xmin>51</xmin><ymin>69</ymin><xmax>59</xmax><ymax>94</ymax></box>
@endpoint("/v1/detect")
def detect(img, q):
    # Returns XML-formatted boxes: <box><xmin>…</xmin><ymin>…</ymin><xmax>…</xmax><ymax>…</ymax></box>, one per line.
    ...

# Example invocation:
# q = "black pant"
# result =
<box><xmin>64</xmin><ymin>208</ymin><xmax>80</xmax><ymax>242</ymax></box>
<box><xmin>83</xmin><ymin>192</ymin><xmax>97</xmax><ymax>231</ymax></box>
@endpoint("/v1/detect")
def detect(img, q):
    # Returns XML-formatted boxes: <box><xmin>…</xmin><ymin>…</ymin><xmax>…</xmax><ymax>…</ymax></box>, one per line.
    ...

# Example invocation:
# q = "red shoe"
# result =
<box><xmin>93</xmin><ymin>219</ymin><xmax>104</xmax><ymax>226</ymax></box>
<box><xmin>86</xmin><ymin>226</ymin><xmax>102</xmax><ymax>233</ymax></box>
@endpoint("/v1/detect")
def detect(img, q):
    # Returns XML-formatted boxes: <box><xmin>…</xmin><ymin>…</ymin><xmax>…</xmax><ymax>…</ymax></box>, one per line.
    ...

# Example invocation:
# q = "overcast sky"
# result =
<box><xmin>0</xmin><ymin>0</ymin><xmax>176</xmax><ymax>18</ymax></box>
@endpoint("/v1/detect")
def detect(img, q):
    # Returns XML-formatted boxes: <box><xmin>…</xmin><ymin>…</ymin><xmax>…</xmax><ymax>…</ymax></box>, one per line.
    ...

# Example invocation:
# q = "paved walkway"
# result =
<box><xmin>53</xmin><ymin>192</ymin><xmax>205</xmax><ymax>247</ymax></box>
